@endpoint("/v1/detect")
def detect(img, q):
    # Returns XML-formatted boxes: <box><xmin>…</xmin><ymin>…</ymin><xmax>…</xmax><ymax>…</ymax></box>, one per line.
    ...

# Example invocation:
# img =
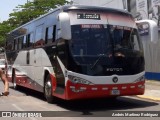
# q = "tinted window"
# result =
<box><xmin>35</xmin><ymin>25</ymin><xmax>44</xmax><ymax>46</ymax></box>
<box><xmin>26</xmin><ymin>33</ymin><xmax>34</xmax><ymax>47</ymax></box>
<box><xmin>18</xmin><ymin>37</ymin><xmax>24</xmax><ymax>50</ymax></box>
<box><xmin>23</xmin><ymin>36</ymin><xmax>27</xmax><ymax>48</ymax></box>
<box><xmin>110</xmin><ymin>25</ymin><xmax>142</xmax><ymax>51</ymax></box>
<box><xmin>45</xmin><ymin>25</ymin><xmax>56</xmax><ymax>44</ymax></box>
<box><xmin>14</xmin><ymin>39</ymin><xmax>18</xmax><ymax>50</ymax></box>
<box><xmin>70</xmin><ymin>25</ymin><xmax>110</xmax><ymax>56</ymax></box>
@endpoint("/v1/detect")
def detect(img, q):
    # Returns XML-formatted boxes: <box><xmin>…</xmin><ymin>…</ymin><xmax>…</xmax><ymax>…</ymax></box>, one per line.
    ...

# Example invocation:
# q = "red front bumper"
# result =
<box><xmin>65</xmin><ymin>81</ymin><xmax>145</xmax><ymax>100</ymax></box>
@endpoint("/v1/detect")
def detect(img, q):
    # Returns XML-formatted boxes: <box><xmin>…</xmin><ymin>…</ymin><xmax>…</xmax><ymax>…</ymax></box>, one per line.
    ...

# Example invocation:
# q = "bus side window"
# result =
<box><xmin>18</xmin><ymin>37</ymin><xmax>23</xmax><ymax>50</ymax></box>
<box><xmin>45</xmin><ymin>27</ymin><xmax>49</xmax><ymax>44</ymax></box>
<box><xmin>53</xmin><ymin>25</ymin><xmax>56</xmax><ymax>42</ymax></box>
<box><xmin>29</xmin><ymin>33</ymin><xmax>34</xmax><ymax>47</ymax></box>
<box><xmin>35</xmin><ymin>25</ymin><xmax>44</xmax><ymax>46</ymax></box>
<box><xmin>13</xmin><ymin>39</ymin><xmax>16</xmax><ymax>50</ymax></box>
<box><xmin>23</xmin><ymin>36</ymin><xmax>27</xmax><ymax>48</ymax></box>
<box><xmin>27</xmin><ymin>33</ymin><xmax>34</xmax><ymax>48</ymax></box>
<box><xmin>45</xmin><ymin>25</ymin><xmax>56</xmax><ymax>44</ymax></box>
<box><xmin>26</xmin><ymin>34</ymin><xmax>30</xmax><ymax>47</ymax></box>
<box><xmin>14</xmin><ymin>39</ymin><xmax>18</xmax><ymax>50</ymax></box>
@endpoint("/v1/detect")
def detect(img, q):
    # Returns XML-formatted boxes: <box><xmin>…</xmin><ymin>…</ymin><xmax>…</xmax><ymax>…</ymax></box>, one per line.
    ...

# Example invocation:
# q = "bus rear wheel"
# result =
<box><xmin>44</xmin><ymin>75</ymin><xmax>54</xmax><ymax>103</ymax></box>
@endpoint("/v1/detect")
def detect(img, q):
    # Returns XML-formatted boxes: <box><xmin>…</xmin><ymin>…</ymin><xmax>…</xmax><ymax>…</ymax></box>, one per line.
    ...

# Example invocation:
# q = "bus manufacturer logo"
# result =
<box><xmin>112</xmin><ymin>77</ymin><xmax>118</xmax><ymax>83</ymax></box>
<box><xmin>106</xmin><ymin>68</ymin><xmax>123</xmax><ymax>72</ymax></box>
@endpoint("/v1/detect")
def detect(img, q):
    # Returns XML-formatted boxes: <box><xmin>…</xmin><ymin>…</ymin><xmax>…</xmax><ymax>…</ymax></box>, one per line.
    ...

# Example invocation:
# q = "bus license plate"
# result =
<box><xmin>111</xmin><ymin>90</ymin><xmax>120</xmax><ymax>95</ymax></box>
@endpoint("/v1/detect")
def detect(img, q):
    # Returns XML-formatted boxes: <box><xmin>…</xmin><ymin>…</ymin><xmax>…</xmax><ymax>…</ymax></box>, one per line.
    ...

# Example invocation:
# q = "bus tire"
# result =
<box><xmin>44</xmin><ymin>75</ymin><xmax>54</xmax><ymax>103</ymax></box>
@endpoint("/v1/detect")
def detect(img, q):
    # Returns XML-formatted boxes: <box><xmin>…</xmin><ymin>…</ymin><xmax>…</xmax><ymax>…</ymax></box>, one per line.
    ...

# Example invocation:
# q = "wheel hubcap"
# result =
<box><xmin>45</xmin><ymin>81</ymin><xmax>51</xmax><ymax>97</ymax></box>
<box><xmin>13</xmin><ymin>76</ymin><xmax>16</xmax><ymax>88</ymax></box>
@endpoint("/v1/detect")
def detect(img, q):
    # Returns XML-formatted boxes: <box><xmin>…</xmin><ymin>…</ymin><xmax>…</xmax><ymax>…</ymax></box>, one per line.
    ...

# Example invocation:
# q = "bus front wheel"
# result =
<box><xmin>44</xmin><ymin>75</ymin><xmax>54</xmax><ymax>103</ymax></box>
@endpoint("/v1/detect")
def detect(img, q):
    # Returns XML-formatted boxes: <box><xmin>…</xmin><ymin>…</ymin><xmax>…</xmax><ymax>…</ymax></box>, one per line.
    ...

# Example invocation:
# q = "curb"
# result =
<box><xmin>136</xmin><ymin>80</ymin><xmax>160</xmax><ymax>101</ymax></box>
<box><xmin>146</xmin><ymin>80</ymin><xmax>160</xmax><ymax>86</ymax></box>
<box><xmin>137</xmin><ymin>95</ymin><xmax>160</xmax><ymax>101</ymax></box>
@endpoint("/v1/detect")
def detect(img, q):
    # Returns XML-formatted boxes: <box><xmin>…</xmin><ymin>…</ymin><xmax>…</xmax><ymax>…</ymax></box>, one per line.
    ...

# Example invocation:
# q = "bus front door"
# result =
<box><xmin>54</xmin><ymin>40</ymin><xmax>68</xmax><ymax>94</ymax></box>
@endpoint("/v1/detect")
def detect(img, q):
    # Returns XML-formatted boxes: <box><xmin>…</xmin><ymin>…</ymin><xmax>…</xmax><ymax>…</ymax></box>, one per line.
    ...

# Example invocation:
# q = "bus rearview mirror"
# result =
<box><xmin>58</xmin><ymin>12</ymin><xmax>71</xmax><ymax>40</ymax></box>
<box><xmin>136</xmin><ymin>20</ymin><xmax>158</xmax><ymax>43</ymax></box>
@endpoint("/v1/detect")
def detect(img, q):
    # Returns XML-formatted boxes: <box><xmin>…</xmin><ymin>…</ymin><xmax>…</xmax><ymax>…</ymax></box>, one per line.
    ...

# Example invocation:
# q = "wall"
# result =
<box><xmin>128</xmin><ymin>0</ymin><xmax>160</xmax><ymax>80</ymax></box>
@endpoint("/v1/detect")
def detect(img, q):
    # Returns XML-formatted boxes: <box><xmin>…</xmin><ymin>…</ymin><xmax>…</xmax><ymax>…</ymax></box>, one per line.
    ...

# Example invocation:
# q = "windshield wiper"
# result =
<box><xmin>90</xmin><ymin>54</ymin><xmax>105</xmax><ymax>69</ymax></box>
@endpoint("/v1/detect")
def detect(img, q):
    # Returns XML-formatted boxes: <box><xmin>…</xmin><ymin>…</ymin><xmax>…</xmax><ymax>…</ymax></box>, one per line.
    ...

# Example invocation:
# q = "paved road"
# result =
<box><xmin>0</xmin><ymin>80</ymin><xmax>160</xmax><ymax>120</ymax></box>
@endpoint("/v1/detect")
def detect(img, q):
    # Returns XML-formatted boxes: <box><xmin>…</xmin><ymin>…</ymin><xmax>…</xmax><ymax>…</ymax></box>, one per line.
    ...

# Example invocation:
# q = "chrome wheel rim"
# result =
<box><xmin>45</xmin><ymin>80</ymin><xmax>52</xmax><ymax>97</ymax></box>
<box><xmin>13</xmin><ymin>75</ymin><xmax>17</xmax><ymax>89</ymax></box>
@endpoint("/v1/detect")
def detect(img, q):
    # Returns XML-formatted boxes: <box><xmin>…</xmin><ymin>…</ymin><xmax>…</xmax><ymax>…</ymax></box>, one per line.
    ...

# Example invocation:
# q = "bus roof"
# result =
<box><xmin>63</xmin><ymin>5</ymin><xmax>131</xmax><ymax>15</ymax></box>
<box><xmin>8</xmin><ymin>5</ymin><xmax>133</xmax><ymax>34</ymax></box>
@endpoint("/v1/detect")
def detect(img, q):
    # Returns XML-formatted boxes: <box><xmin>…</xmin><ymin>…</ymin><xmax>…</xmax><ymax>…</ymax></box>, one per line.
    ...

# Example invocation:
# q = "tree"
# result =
<box><xmin>0</xmin><ymin>21</ymin><xmax>15</xmax><ymax>46</ymax></box>
<box><xmin>0</xmin><ymin>0</ymin><xmax>68</xmax><ymax>46</ymax></box>
<box><xmin>9</xmin><ymin>0</ymin><xmax>68</xmax><ymax>26</ymax></box>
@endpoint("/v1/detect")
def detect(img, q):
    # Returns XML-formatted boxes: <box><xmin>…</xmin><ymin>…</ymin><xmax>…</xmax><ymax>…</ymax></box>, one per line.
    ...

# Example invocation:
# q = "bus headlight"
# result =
<box><xmin>68</xmin><ymin>75</ymin><xmax>94</xmax><ymax>85</ymax></box>
<box><xmin>134</xmin><ymin>76</ymin><xmax>145</xmax><ymax>83</ymax></box>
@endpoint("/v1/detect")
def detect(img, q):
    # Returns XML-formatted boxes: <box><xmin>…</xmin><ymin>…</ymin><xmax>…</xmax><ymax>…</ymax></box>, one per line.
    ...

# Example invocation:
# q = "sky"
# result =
<box><xmin>0</xmin><ymin>0</ymin><xmax>72</xmax><ymax>22</ymax></box>
<box><xmin>0</xmin><ymin>0</ymin><xmax>28</xmax><ymax>22</ymax></box>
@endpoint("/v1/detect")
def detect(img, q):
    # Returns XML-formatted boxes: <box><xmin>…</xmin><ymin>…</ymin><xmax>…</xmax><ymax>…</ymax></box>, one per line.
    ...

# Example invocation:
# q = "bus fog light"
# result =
<box><xmin>69</xmin><ymin>86</ymin><xmax>86</xmax><ymax>92</ymax></box>
<box><xmin>138</xmin><ymin>85</ymin><xmax>144</xmax><ymax>88</ymax></box>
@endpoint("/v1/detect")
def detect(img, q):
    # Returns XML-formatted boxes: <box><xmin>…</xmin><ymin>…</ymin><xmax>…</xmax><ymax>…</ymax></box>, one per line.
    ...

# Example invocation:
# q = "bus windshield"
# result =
<box><xmin>70</xmin><ymin>24</ymin><xmax>142</xmax><ymax>57</ymax></box>
<box><xmin>110</xmin><ymin>25</ymin><xmax>142</xmax><ymax>51</ymax></box>
<box><xmin>69</xmin><ymin>24</ymin><xmax>144</xmax><ymax>75</ymax></box>
<box><xmin>70</xmin><ymin>24</ymin><xmax>110</xmax><ymax>56</ymax></box>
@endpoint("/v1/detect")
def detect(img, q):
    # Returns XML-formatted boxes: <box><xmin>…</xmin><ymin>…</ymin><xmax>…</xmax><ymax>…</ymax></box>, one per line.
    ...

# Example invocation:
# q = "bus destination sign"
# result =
<box><xmin>77</xmin><ymin>13</ymin><xmax>100</xmax><ymax>20</ymax></box>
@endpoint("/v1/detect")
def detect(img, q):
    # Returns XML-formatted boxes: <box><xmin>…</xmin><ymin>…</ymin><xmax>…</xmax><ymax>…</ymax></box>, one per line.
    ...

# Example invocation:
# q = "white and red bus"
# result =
<box><xmin>5</xmin><ymin>5</ymin><xmax>157</xmax><ymax>103</ymax></box>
